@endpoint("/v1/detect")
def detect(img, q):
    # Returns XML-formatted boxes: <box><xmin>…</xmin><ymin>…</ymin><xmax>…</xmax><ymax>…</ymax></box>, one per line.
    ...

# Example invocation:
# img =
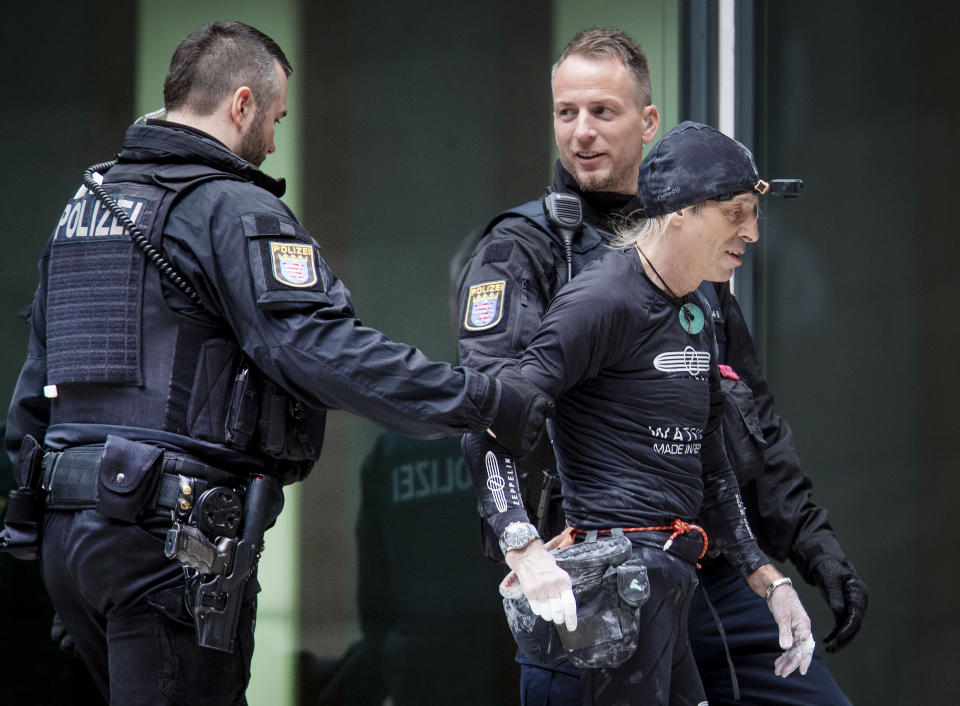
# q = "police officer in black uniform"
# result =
<box><xmin>1</xmin><ymin>21</ymin><xmax>550</xmax><ymax>706</ymax></box>
<box><xmin>456</xmin><ymin>28</ymin><xmax>866</xmax><ymax>706</ymax></box>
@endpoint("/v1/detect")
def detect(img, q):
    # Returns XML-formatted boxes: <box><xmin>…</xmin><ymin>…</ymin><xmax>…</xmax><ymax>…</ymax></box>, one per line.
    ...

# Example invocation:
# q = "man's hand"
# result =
<box><xmin>487</xmin><ymin>375</ymin><xmax>554</xmax><ymax>457</ymax></box>
<box><xmin>504</xmin><ymin>539</ymin><xmax>578</xmax><ymax>631</ymax></box>
<box><xmin>811</xmin><ymin>557</ymin><xmax>868</xmax><ymax>652</ymax></box>
<box><xmin>768</xmin><ymin>583</ymin><xmax>815</xmax><ymax>677</ymax></box>
<box><xmin>748</xmin><ymin>564</ymin><xmax>814</xmax><ymax>677</ymax></box>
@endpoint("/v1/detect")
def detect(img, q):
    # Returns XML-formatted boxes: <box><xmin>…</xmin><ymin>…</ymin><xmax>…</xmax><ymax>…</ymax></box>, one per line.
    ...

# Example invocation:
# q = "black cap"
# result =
<box><xmin>637</xmin><ymin>121</ymin><xmax>769</xmax><ymax>217</ymax></box>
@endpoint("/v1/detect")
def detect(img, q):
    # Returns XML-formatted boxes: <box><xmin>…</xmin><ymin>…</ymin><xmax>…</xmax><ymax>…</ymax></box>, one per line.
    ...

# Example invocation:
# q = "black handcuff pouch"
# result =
<box><xmin>96</xmin><ymin>435</ymin><xmax>163</xmax><ymax>522</ymax></box>
<box><xmin>0</xmin><ymin>434</ymin><xmax>45</xmax><ymax>559</ymax></box>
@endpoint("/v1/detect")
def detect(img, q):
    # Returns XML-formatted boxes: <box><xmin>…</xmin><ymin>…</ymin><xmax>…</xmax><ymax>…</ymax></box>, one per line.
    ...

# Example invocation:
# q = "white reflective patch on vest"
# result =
<box><xmin>464</xmin><ymin>280</ymin><xmax>506</xmax><ymax>331</ymax></box>
<box><xmin>270</xmin><ymin>241</ymin><xmax>318</xmax><ymax>287</ymax></box>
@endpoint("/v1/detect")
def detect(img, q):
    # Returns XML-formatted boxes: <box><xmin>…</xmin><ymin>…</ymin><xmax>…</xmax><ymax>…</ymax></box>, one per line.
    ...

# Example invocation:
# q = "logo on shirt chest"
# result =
<box><xmin>653</xmin><ymin>346</ymin><xmax>711</xmax><ymax>376</ymax></box>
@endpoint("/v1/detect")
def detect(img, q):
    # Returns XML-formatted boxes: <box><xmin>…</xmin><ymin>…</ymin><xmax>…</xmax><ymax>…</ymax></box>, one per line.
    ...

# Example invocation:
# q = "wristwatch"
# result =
<box><xmin>499</xmin><ymin>521</ymin><xmax>540</xmax><ymax>554</ymax></box>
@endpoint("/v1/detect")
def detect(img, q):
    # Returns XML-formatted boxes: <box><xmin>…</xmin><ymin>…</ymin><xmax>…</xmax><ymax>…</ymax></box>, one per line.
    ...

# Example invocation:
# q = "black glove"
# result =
<box><xmin>487</xmin><ymin>375</ymin><xmax>555</xmax><ymax>458</ymax></box>
<box><xmin>811</xmin><ymin>557</ymin><xmax>868</xmax><ymax>652</ymax></box>
<box><xmin>51</xmin><ymin>612</ymin><xmax>75</xmax><ymax>653</ymax></box>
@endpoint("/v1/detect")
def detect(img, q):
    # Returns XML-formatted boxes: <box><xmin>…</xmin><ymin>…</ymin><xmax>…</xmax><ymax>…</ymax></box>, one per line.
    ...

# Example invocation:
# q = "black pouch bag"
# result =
<box><xmin>96</xmin><ymin>435</ymin><xmax>163</xmax><ymax>522</ymax></box>
<box><xmin>499</xmin><ymin>532</ymin><xmax>650</xmax><ymax>670</ymax></box>
<box><xmin>554</xmin><ymin>534</ymin><xmax>649</xmax><ymax>669</ymax></box>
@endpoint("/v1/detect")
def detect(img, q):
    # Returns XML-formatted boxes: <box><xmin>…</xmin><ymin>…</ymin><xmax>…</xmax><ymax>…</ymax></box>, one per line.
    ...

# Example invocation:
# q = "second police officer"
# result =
<box><xmin>456</xmin><ymin>27</ymin><xmax>866</xmax><ymax>706</ymax></box>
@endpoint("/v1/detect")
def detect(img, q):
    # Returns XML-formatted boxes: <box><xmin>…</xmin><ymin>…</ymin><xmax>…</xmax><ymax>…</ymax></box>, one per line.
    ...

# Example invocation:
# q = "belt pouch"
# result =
<box><xmin>554</xmin><ymin>536</ymin><xmax>649</xmax><ymax>669</ymax></box>
<box><xmin>1</xmin><ymin>436</ymin><xmax>46</xmax><ymax>559</ymax></box>
<box><xmin>96</xmin><ymin>436</ymin><xmax>163</xmax><ymax>522</ymax></box>
<box><xmin>14</xmin><ymin>434</ymin><xmax>43</xmax><ymax>488</ymax></box>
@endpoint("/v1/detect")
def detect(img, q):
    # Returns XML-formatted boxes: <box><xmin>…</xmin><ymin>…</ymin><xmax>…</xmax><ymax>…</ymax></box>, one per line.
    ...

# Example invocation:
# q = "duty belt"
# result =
<box><xmin>40</xmin><ymin>446</ymin><xmax>239</xmax><ymax>514</ymax></box>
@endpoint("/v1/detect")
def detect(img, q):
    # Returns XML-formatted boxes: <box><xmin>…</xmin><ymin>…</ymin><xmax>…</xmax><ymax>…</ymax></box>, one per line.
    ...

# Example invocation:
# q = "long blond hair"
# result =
<box><xmin>611</xmin><ymin>212</ymin><xmax>670</xmax><ymax>250</ymax></box>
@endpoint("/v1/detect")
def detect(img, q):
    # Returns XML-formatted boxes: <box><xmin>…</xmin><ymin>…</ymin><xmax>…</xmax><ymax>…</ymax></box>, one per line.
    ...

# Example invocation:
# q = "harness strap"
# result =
<box><xmin>699</xmin><ymin>579</ymin><xmax>741</xmax><ymax>701</ymax></box>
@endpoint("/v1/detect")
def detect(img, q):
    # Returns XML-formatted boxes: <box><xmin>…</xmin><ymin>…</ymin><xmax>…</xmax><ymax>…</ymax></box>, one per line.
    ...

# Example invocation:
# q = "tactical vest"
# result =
<box><xmin>44</xmin><ymin>161</ymin><xmax>323</xmax><ymax>483</ymax></box>
<box><xmin>485</xmin><ymin>197</ymin><xmax>614</xmax><ymax>285</ymax></box>
<box><xmin>472</xmin><ymin>196</ymin><xmax>616</xmax><ymax>550</ymax></box>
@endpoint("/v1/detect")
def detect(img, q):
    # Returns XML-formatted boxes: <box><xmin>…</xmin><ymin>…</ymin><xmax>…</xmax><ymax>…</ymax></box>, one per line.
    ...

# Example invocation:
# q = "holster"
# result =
<box><xmin>0</xmin><ymin>434</ymin><xmax>46</xmax><ymax>560</ymax></box>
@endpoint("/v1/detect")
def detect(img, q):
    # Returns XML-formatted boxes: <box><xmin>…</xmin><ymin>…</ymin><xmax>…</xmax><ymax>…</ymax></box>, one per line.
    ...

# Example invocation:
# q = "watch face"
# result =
<box><xmin>501</xmin><ymin>523</ymin><xmax>538</xmax><ymax>551</ymax></box>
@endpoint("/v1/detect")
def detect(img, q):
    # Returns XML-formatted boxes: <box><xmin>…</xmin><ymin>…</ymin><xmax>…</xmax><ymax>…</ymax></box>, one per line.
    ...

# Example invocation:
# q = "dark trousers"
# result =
<box><xmin>579</xmin><ymin>546</ymin><xmax>704</xmax><ymax>706</ymax></box>
<box><xmin>520</xmin><ymin>556</ymin><xmax>852</xmax><ymax>706</ymax></box>
<box><xmin>40</xmin><ymin>509</ymin><xmax>256</xmax><ymax>705</ymax></box>
<box><xmin>689</xmin><ymin>558</ymin><xmax>852</xmax><ymax>706</ymax></box>
<box><xmin>522</xmin><ymin>546</ymin><xmax>705</xmax><ymax>706</ymax></box>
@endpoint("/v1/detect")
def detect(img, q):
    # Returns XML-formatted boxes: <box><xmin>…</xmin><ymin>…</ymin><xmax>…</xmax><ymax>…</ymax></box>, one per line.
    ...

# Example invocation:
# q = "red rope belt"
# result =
<box><xmin>571</xmin><ymin>519</ymin><xmax>709</xmax><ymax>568</ymax></box>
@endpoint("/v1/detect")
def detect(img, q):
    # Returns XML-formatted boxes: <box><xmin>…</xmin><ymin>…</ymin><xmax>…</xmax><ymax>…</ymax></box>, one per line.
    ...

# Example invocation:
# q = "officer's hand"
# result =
<box><xmin>767</xmin><ymin>583</ymin><xmax>814</xmax><ymax>677</ymax></box>
<box><xmin>504</xmin><ymin>540</ymin><xmax>577</xmax><ymax>631</ymax></box>
<box><xmin>811</xmin><ymin>557</ymin><xmax>869</xmax><ymax>652</ymax></box>
<box><xmin>51</xmin><ymin>612</ymin><xmax>75</xmax><ymax>653</ymax></box>
<box><xmin>487</xmin><ymin>375</ymin><xmax>554</xmax><ymax>458</ymax></box>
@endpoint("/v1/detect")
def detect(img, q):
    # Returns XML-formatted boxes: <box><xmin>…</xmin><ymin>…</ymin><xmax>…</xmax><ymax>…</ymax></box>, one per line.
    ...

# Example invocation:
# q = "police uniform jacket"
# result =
<box><xmin>6</xmin><ymin>121</ymin><xmax>500</xmax><ymax>481</ymax></box>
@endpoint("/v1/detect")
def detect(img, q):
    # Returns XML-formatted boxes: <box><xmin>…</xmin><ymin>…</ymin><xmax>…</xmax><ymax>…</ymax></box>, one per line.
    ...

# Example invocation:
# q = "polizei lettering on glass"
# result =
<box><xmin>392</xmin><ymin>455</ymin><xmax>472</xmax><ymax>503</ymax></box>
<box><xmin>52</xmin><ymin>192</ymin><xmax>147</xmax><ymax>243</ymax></box>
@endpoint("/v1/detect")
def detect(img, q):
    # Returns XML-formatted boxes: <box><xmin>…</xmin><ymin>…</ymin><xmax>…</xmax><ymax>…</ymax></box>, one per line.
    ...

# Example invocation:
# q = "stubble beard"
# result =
<box><xmin>237</xmin><ymin>110</ymin><xmax>268</xmax><ymax>167</ymax></box>
<box><xmin>574</xmin><ymin>169</ymin><xmax>617</xmax><ymax>193</ymax></box>
<box><xmin>566</xmin><ymin>154</ymin><xmax>636</xmax><ymax>194</ymax></box>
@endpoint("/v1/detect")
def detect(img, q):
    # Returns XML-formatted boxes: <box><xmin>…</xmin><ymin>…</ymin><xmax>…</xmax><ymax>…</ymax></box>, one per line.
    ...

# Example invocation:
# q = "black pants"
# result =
<box><xmin>40</xmin><ymin>509</ymin><xmax>256</xmax><ymax>705</ymax></box>
<box><xmin>580</xmin><ymin>545</ymin><xmax>705</xmax><ymax>706</ymax></box>
<box><xmin>520</xmin><ymin>556</ymin><xmax>851</xmax><ymax>706</ymax></box>
<box><xmin>689</xmin><ymin>558</ymin><xmax>851</xmax><ymax>706</ymax></box>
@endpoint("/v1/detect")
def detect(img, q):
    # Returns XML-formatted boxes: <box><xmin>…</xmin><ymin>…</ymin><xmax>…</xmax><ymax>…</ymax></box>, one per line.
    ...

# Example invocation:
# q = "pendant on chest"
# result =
<box><xmin>678</xmin><ymin>302</ymin><xmax>705</xmax><ymax>335</ymax></box>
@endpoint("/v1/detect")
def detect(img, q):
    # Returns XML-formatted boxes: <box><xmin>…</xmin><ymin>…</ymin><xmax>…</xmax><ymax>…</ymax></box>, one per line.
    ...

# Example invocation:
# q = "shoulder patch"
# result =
<box><xmin>464</xmin><ymin>280</ymin><xmax>506</xmax><ymax>331</ymax></box>
<box><xmin>270</xmin><ymin>240</ymin><xmax>318</xmax><ymax>288</ymax></box>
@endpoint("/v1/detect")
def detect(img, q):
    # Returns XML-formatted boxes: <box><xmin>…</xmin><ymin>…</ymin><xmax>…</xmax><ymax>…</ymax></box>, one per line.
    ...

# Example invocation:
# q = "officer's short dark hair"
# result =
<box><xmin>163</xmin><ymin>21</ymin><xmax>293</xmax><ymax>116</ymax></box>
<box><xmin>552</xmin><ymin>28</ymin><xmax>652</xmax><ymax>108</ymax></box>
